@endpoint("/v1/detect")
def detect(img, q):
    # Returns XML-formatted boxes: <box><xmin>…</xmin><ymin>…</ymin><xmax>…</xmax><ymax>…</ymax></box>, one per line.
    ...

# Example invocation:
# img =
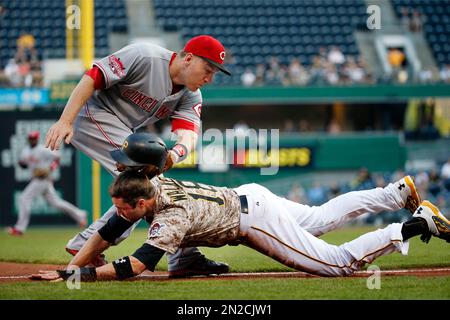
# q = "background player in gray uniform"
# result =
<box><xmin>7</xmin><ymin>131</ymin><xmax>87</xmax><ymax>236</ymax></box>
<box><xmin>44</xmin><ymin>35</ymin><xmax>231</xmax><ymax>276</ymax></box>
<box><xmin>34</xmin><ymin>135</ymin><xmax>450</xmax><ymax>281</ymax></box>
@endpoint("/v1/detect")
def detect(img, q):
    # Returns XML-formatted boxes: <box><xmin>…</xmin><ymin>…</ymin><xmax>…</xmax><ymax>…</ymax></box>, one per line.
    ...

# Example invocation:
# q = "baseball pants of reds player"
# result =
<box><xmin>15</xmin><ymin>178</ymin><xmax>87</xmax><ymax>232</ymax></box>
<box><xmin>234</xmin><ymin>182</ymin><xmax>408</xmax><ymax>276</ymax></box>
<box><xmin>66</xmin><ymin>103</ymin><xmax>203</xmax><ymax>270</ymax></box>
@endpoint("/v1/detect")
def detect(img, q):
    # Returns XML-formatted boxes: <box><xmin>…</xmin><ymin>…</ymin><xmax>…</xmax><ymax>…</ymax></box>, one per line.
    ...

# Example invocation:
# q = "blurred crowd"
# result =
<box><xmin>400</xmin><ymin>6</ymin><xmax>425</xmax><ymax>33</ymax></box>
<box><xmin>280</xmin><ymin>118</ymin><xmax>343</xmax><ymax>135</ymax></box>
<box><xmin>241</xmin><ymin>45</ymin><xmax>450</xmax><ymax>87</ymax></box>
<box><xmin>241</xmin><ymin>47</ymin><xmax>375</xmax><ymax>87</ymax></box>
<box><xmin>0</xmin><ymin>33</ymin><xmax>43</xmax><ymax>88</ymax></box>
<box><xmin>286</xmin><ymin>161</ymin><xmax>450</xmax><ymax>225</ymax></box>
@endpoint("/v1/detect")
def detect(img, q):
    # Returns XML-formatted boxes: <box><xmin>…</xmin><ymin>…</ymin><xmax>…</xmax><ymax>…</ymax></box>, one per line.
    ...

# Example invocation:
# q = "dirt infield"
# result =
<box><xmin>1</xmin><ymin>262</ymin><xmax>449</xmax><ymax>283</ymax></box>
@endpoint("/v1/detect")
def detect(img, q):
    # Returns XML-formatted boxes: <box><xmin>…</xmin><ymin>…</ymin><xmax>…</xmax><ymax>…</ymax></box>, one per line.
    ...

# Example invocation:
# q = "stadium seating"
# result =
<box><xmin>1</xmin><ymin>0</ymin><xmax>449</xmax><ymax>86</ymax></box>
<box><xmin>0</xmin><ymin>0</ymin><xmax>127</xmax><ymax>69</ymax></box>
<box><xmin>391</xmin><ymin>0</ymin><xmax>450</xmax><ymax>67</ymax></box>
<box><xmin>153</xmin><ymin>0</ymin><xmax>450</xmax><ymax>85</ymax></box>
<box><xmin>152</xmin><ymin>0</ymin><xmax>368</xmax><ymax>85</ymax></box>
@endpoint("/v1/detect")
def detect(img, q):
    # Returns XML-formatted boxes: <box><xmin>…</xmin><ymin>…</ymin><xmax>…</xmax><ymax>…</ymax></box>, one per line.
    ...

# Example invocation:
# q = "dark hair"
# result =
<box><xmin>109</xmin><ymin>170</ymin><xmax>156</xmax><ymax>207</ymax></box>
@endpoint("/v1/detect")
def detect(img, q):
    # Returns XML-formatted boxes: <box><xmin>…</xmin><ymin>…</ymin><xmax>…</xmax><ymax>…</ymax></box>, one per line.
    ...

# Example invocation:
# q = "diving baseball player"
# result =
<box><xmin>44</xmin><ymin>35</ymin><xmax>231</xmax><ymax>276</ymax></box>
<box><xmin>34</xmin><ymin>134</ymin><xmax>450</xmax><ymax>281</ymax></box>
<box><xmin>7</xmin><ymin>131</ymin><xmax>87</xmax><ymax>236</ymax></box>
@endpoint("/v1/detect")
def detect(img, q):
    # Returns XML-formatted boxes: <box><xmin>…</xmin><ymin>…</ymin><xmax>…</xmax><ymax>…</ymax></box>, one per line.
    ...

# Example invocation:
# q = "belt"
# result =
<box><xmin>239</xmin><ymin>195</ymin><xmax>249</xmax><ymax>214</ymax></box>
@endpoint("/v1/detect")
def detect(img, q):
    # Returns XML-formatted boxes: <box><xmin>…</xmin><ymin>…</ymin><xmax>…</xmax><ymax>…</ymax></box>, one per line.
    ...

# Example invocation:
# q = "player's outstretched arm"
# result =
<box><xmin>45</xmin><ymin>75</ymin><xmax>95</xmax><ymax>150</ymax></box>
<box><xmin>94</xmin><ymin>256</ymin><xmax>147</xmax><ymax>281</ymax></box>
<box><xmin>67</xmin><ymin>232</ymin><xmax>111</xmax><ymax>269</ymax></box>
<box><xmin>33</xmin><ymin>242</ymin><xmax>166</xmax><ymax>282</ymax></box>
<box><xmin>82</xmin><ymin>242</ymin><xmax>166</xmax><ymax>281</ymax></box>
<box><xmin>32</xmin><ymin>256</ymin><xmax>146</xmax><ymax>282</ymax></box>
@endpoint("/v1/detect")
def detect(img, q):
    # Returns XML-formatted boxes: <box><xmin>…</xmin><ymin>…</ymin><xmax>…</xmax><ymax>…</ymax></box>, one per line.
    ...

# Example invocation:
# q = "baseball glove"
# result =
<box><xmin>33</xmin><ymin>168</ymin><xmax>50</xmax><ymax>179</ymax></box>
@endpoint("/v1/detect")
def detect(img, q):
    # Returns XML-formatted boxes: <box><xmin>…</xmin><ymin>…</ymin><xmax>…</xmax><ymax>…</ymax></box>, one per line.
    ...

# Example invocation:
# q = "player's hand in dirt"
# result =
<box><xmin>45</xmin><ymin>120</ymin><xmax>74</xmax><ymax>151</ymax></box>
<box><xmin>30</xmin><ymin>270</ymin><xmax>63</xmax><ymax>282</ymax></box>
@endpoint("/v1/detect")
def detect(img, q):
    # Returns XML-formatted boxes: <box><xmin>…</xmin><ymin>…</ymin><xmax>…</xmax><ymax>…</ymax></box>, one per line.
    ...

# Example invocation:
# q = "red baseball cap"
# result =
<box><xmin>184</xmin><ymin>35</ymin><xmax>231</xmax><ymax>76</ymax></box>
<box><xmin>28</xmin><ymin>131</ymin><xmax>40</xmax><ymax>139</ymax></box>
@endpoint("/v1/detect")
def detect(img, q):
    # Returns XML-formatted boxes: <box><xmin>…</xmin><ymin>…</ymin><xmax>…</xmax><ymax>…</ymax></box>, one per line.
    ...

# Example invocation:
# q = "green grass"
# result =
<box><xmin>1</xmin><ymin>226</ymin><xmax>449</xmax><ymax>271</ymax></box>
<box><xmin>1</xmin><ymin>277</ymin><xmax>449</xmax><ymax>300</ymax></box>
<box><xmin>1</xmin><ymin>226</ymin><xmax>449</xmax><ymax>299</ymax></box>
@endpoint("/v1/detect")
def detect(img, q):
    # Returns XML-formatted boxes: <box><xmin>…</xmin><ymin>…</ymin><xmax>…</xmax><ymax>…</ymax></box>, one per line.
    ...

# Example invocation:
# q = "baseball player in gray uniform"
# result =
<box><xmin>7</xmin><ymin>131</ymin><xmax>87</xmax><ymax>236</ymax></box>
<box><xmin>34</xmin><ymin>135</ymin><xmax>450</xmax><ymax>281</ymax></box>
<box><xmin>44</xmin><ymin>35</ymin><xmax>231</xmax><ymax>276</ymax></box>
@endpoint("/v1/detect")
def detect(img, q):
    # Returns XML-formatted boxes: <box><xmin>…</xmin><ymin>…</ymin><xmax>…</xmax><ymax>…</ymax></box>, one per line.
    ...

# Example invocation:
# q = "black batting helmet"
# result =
<box><xmin>110</xmin><ymin>132</ymin><xmax>168</xmax><ymax>169</ymax></box>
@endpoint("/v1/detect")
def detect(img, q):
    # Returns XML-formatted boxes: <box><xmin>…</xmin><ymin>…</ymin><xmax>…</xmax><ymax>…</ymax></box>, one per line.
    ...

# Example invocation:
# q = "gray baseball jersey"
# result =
<box><xmin>20</xmin><ymin>145</ymin><xmax>59</xmax><ymax>174</ymax></box>
<box><xmin>67</xmin><ymin>43</ymin><xmax>205</xmax><ymax>266</ymax></box>
<box><xmin>91</xmin><ymin>43</ymin><xmax>202</xmax><ymax>131</ymax></box>
<box><xmin>145</xmin><ymin>177</ymin><xmax>242</xmax><ymax>254</ymax></box>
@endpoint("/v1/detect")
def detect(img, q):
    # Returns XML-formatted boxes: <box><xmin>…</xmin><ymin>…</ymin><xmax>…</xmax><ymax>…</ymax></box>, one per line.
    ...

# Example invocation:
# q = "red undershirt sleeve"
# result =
<box><xmin>85</xmin><ymin>65</ymin><xmax>106</xmax><ymax>90</ymax></box>
<box><xmin>171</xmin><ymin>118</ymin><xmax>199</xmax><ymax>134</ymax></box>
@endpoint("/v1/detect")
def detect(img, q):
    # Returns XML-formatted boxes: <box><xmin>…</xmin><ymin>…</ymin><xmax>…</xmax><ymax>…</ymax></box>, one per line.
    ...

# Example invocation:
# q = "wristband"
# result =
<box><xmin>112</xmin><ymin>256</ymin><xmax>135</xmax><ymax>280</ymax></box>
<box><xmin>171</xmin><ymin>144</ymin><xmax>188</xmax><ymax>162</ymax></box>
<box><xmin>57</xmin><ymin>267</ymin><xmax>97</xmax><ymax>282</ymax></box>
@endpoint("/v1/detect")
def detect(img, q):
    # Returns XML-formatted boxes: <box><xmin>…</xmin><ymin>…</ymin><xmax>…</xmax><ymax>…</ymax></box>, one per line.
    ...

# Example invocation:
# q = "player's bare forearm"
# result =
<box><xmin>60</xmin><ymin>75</ymin><xmax>95</xmax><ymax>124</ymax></box>
<box><xmin>45</xmin><ymin>76</ymin><xmax>96</xmax><ymax>149</ymax></box>
<box><xmin>68</xmin><ymin>232</ymin><xmax>110</xmax><ymax>268</ymax></box>
<box><xmin>95</xmin><ymin>256</ymin><xmax>146</xmax><ymax>281</ymax></box>
<box><xmin>32</xmin><ymin>256</ymin><xmax>146</xmax><ymax>282</ymax></box>
<box><xmin>173</xmin><ymin>129</ymin><xmax>198</xmax><ymax>153</ymax></box>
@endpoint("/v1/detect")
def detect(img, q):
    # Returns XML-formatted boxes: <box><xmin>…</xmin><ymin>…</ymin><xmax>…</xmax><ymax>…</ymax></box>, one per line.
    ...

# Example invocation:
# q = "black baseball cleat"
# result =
<box><xmin>168</xmin><ymin>255</ymin><xmax>230</xmax><ymax>278</ymax></box>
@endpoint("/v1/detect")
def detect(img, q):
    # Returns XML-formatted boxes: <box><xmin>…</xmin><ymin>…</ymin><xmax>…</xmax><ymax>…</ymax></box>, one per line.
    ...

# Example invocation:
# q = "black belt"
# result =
<box><xmin>239</xmin><ymin>195</ymin><xmax>249</xmax><ymax>214</ymax></box>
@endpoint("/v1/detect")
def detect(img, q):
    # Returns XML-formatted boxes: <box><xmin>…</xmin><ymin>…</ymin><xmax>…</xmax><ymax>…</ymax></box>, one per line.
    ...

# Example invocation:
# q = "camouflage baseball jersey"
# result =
<box><xmin>20</xmin><ymin>144</ymin><xmax>59</xmax><ymax>174</ymax></box>
<box><xmin>89</xmin><ymin>42</ymin><xmax>202</xmax><ymax>131</ymax></box>
<box><xmin>144</xmin><ymin>177</ymin><xmax>242</xmax><ymax>254</ymax></box>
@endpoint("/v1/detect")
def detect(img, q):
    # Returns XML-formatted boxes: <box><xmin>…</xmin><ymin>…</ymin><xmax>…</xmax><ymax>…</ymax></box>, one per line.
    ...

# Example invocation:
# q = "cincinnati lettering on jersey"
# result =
<box><xmin>122</xmin><ymin>88</ymin><xmax>159</xmax><ymax>112</ymax></box>
<box><xmin>154</xmin><ymin>105</ymin><xmax>172</xmax><ymax>119</ymax></box>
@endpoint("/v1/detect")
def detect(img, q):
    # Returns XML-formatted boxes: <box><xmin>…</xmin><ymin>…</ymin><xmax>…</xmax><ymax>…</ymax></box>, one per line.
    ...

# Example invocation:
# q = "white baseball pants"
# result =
<box><xmin>15</xmin><ymin>178</ymin><xmax>86</xmax><ymax>232</ymax></box>
<box><xmin>234</xmin><ymin>182</ymin><xmax>409</xmax><ymax>276</ymax></box>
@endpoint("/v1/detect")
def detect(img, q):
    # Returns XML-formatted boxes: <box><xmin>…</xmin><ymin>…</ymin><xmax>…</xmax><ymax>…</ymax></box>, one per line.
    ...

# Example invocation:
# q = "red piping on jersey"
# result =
<box><xmin>85</xmin><ymin>66</ymin><xmax>106</xmax><ymax>90</ymax></box>
<box><xmin>171</xmin><ymin>118</ymin><xmax>199</xmax><ymax>133</ymax></box>
<box><xmin>85</xmin><ymin>104</ymin><xmax>121</xmax><ymax>149</ymax></box>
